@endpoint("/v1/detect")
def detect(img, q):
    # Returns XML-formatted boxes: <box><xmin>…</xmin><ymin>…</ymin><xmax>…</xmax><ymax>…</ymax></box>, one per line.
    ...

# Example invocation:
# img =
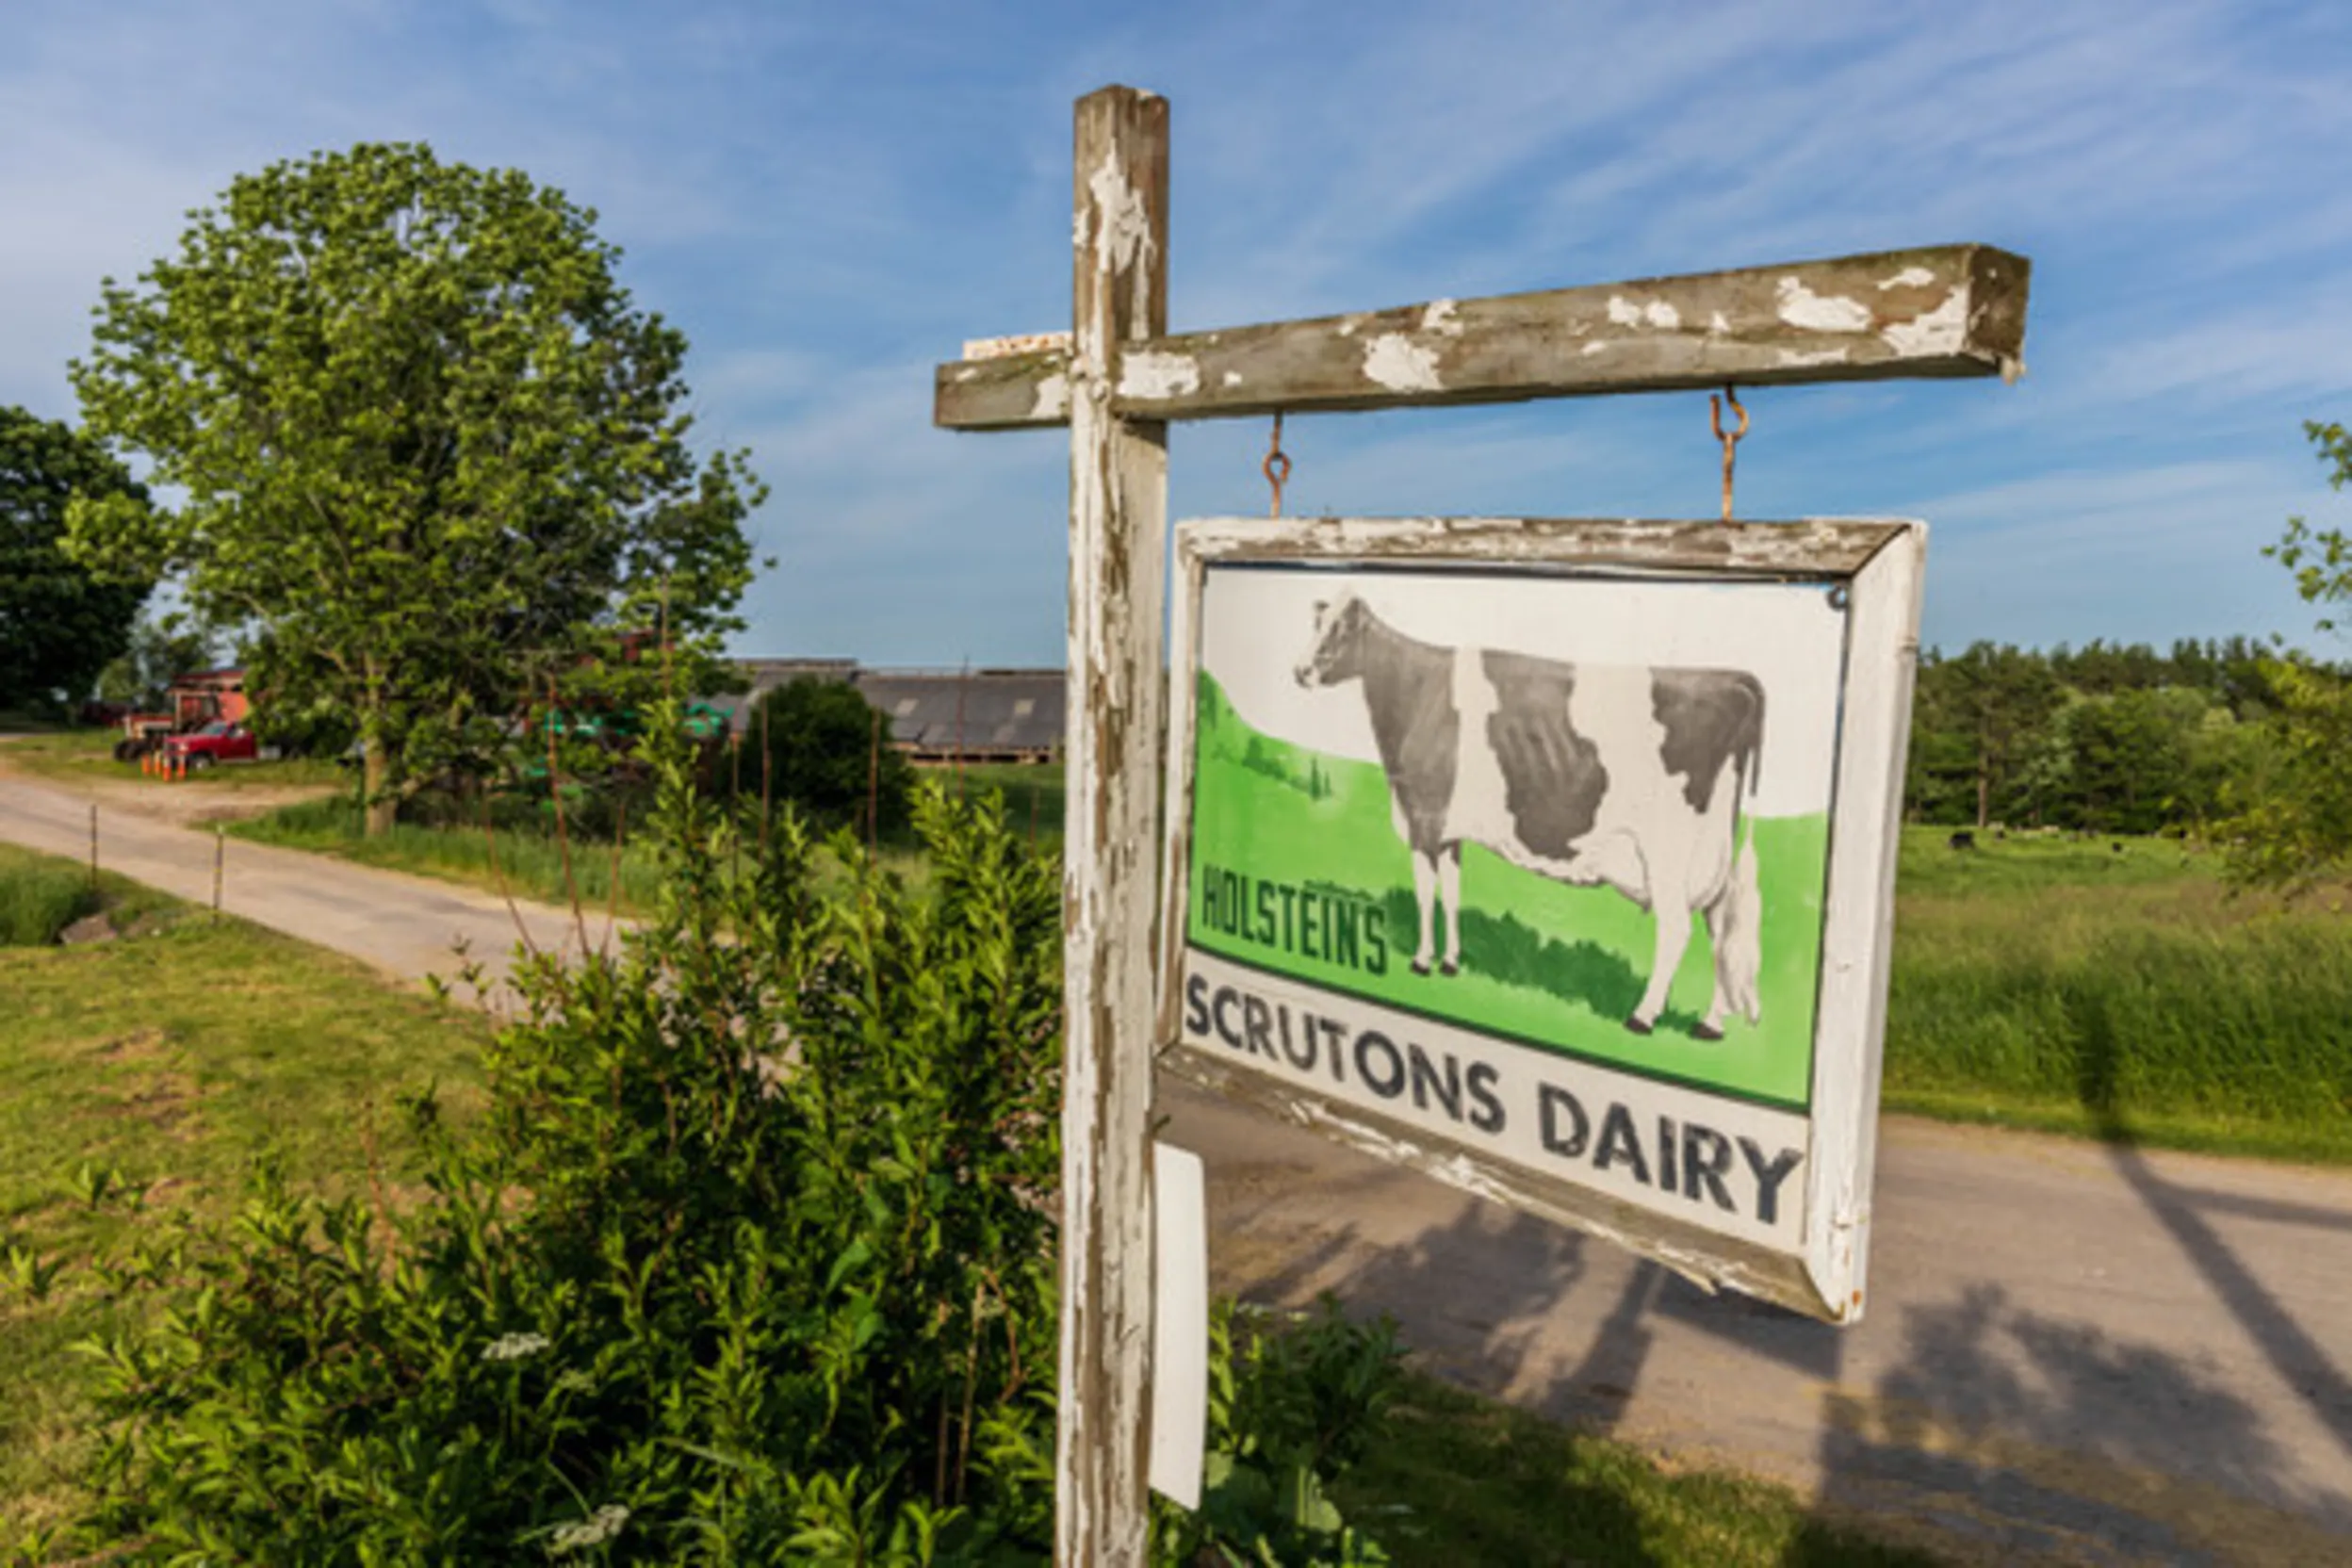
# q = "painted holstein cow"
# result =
<box><xmin>1294</xmin><ymin>592</ymin><xmax>1766</xmax><ymax>1039</ymax></box>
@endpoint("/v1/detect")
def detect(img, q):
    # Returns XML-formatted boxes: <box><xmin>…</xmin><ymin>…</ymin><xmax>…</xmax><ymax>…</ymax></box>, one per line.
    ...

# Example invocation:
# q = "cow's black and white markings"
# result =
<box><xmin>1294</xmin><ymin>591</ymin><xmax>1766</xmax><ymax>1039</ymax></box>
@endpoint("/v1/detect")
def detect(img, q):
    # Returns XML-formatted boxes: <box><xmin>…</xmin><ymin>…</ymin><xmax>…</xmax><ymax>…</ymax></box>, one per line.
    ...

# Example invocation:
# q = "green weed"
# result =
<box><xmin>0</xmin><ymin>860</ymin><xmax>93</xmax><ymax>947</ymax></box>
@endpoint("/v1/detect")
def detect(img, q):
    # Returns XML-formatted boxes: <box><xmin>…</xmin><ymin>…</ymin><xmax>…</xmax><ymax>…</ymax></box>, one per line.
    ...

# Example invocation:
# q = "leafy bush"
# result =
<box><xmin>741</xmin><ymin>677</ymin><xmax>916</xmax><ymax>839</ymax></box>
<box><xmin>40</xmin><ymin>710</ymin><xmax>1408</xmax><ymax>1564</ymax></box>
<box><xmin>0</xmin><ymin>861</ymin><xmax>93</xmax><ymax>946</ymax></box>
<box><xmin>54</xmin><ymin>725</ymin><xmax>1062</xmax><ymax>1562</ymax></box>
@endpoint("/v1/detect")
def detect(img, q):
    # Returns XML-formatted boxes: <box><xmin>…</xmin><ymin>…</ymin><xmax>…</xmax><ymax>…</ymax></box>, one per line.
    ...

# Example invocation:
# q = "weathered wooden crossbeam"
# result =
<box><xmin>937</xmin><ymin>243</ymin><xmax>2028</xmax><ymax>431</ymax></box>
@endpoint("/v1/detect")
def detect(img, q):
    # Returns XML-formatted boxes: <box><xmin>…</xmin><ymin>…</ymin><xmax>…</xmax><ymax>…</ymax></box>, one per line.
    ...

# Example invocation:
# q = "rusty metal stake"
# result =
<box><xmin>1710</xmin><ymin>386</ymin><xmax>1749</xmax><ymax>523</ymax></box>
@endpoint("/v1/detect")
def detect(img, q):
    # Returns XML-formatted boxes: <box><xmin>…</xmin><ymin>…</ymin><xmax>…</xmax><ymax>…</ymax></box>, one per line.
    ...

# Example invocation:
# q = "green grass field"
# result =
<box><xmin>0</xmin><ymin>847</ymin><xmax>492</xmax><ymax>1542</ymax></box>
<box><xmin>1884</xmin><ymin>828</ymin><xmax>2352</xmax><ymax>1160</ymax></box>
<box><xmin>1187</xmin><ymin>673</ymin><xmax>1827</xmax><ymax>1107</ymax></box>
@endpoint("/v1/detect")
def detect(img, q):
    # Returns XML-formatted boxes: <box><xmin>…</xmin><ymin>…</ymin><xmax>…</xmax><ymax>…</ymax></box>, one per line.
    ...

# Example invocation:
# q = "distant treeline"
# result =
<box><xmin>1905</xmin><ymin>637</ymin><xmax>2349</xmax><ymax>835</ymax></box>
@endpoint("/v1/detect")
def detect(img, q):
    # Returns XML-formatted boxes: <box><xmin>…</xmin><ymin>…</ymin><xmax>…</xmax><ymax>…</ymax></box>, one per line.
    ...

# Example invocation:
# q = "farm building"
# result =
<box><xmin>857</xmin><ymin>668</ymin><xmax>1063</xmax><ymax>764</ymax></box>
<box><xmin>167</xmin><ymin>668</ymin><xmax>249</xmax><ymax>727</ymax></box>
<box><xmin>717</xmin><ymin>661</ymin><xmax>1064</xmax><ymax>764</ymax></box>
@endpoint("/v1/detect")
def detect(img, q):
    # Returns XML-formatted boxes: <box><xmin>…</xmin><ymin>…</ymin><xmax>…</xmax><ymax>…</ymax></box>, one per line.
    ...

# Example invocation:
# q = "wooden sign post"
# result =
<box><xmin>938</xmin><ymin>84</ymin><xmax>2030</xmax><ymax>1565</ymax></box>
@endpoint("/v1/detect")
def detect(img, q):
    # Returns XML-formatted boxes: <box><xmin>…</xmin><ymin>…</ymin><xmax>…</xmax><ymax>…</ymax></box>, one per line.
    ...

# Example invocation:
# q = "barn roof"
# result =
<box><xmin>855</xmin><ymin>668</ymin><xmax>1065</xmax><ymax>759</ymax></box>
<box><xmin>713</xmin><ymin>661</ymin><xmax>1065</xmax><ymax>759</ymax></box>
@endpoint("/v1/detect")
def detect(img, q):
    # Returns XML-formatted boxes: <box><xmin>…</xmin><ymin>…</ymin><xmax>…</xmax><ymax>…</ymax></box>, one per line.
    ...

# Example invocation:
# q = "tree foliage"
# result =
<box><xmin>0</xmin><ymin>406</ymin><xmax>152</xmax><ymax>711</ymax></box>
<box><xmin>93</xmin><ymin>611</ymin><xmax>219</xmax><ymax>711</ymax></box>
<box><xmin>65</xmin><ymin>141</ymin><xmax>761</xmax><ymax>831</ymax></box>
<box><xmin>1906</xmin><ymin>636</ymin><xmax>2293</xmax><ymax>834</ymax></box>
<box><xmin>2220</xmin><ymin>418</ymin><xmax>2352</xmax><ymax>886</ymax></box>
<box><xmin>743</xmin><ymin>677</ymin><xmax>916</xmax><ymax>839</ymax></box>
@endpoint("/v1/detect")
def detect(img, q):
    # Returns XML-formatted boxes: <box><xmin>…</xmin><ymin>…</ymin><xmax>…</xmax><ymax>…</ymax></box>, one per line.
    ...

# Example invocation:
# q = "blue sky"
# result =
<box><xmin>4</xmin><ymin>1</ymin><xmax>2348</xmax><ymax>664</ymax></box>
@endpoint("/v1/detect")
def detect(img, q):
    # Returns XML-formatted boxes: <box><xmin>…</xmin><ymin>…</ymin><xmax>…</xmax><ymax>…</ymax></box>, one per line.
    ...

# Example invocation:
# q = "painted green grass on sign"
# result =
<box><xmin>1187</xmin><ymin>673</ymin><xmax>1828</xmax><ymax>1108</ymax></box>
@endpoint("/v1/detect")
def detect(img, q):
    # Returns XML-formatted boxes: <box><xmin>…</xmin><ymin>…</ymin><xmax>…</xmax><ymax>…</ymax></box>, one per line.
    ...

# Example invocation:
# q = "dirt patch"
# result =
<box><xmin>139</xmin><ymin>1174</ymin><xmax>196</xmax><ymax>1207</ymax></box>
<box><xmin>84</xmin><ymin>1028</ymin><xmax>201</xmax><ymax>1137</ymax></box>
<box><xmin>90</xmin><ymin>1026</ymin><xmax>171</xmax><ymax>1063</ymax></box>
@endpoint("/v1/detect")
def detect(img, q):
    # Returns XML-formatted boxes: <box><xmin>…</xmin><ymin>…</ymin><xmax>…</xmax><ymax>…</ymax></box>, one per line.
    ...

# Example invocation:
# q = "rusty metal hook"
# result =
<box><xmin>1264</xmin><ymin>411</ymin><xmax>1292</xmax><ymax>518</ymax></box>
<box><xmin>1709</xmin><ymin>386</ymin><xmax>1748</xmax><ymax>523</ymax></box>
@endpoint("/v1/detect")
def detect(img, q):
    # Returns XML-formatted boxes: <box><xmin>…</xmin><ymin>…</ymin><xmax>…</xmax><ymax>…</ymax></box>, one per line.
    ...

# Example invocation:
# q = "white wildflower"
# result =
<box><xmin>547</xmin><ymin>1503</ymin><xmax>630</xmax><ymax>1556</ymax></box>
<box><xmin>482</xmin><ymin>1331</ymin><xmax>551</xmax><ymax>1363</ymax></box>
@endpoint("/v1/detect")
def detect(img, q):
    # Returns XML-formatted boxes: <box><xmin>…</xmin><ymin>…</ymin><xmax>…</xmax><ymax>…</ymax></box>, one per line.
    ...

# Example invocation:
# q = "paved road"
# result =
<box><xmin>6</xmin><ymin>766</ymin><xmax>2350</xmax><ymax>1563</ymax></box>
<box><xmin>0</xmin><ymin>770</ymin><xmax>607</xmax><ymax>1001</ymax></box>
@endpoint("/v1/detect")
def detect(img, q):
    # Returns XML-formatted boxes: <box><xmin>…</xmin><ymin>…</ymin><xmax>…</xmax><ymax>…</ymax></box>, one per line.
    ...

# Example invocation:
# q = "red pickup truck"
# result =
<box><xmin>162</xmin><ymin>721</ymin><xmax>261</xmax><ymax>771</ymax></box>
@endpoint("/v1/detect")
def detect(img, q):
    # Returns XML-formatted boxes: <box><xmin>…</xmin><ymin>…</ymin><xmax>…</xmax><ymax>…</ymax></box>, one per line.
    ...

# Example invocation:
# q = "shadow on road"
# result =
<box><xmin>2070</xmin><ymin>985</ymin><xmax>2352</xmax><ymax>1470</ymax></box>
<box><xmin>1221</xmin><ymin>1163</ymin><xmax>2352</xmax><ymax>1565</ymax></box>
<box><xmin>1813</xmin><ymin>1280</ymin><xmax>2352</xmax><ymax>1565</ymax></box>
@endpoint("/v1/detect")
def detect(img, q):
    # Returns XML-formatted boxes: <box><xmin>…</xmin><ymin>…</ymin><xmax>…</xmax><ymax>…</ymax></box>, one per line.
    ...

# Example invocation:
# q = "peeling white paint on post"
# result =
<box><xmin>1363</xmin><ymin>333</ymin><xmax>1444</xmax><ymax>393</ymax></box>
<box><xmin>1030</xmin><ymin>371</ymin><xmax>1071</xmax><ymax>422</ymax></box>
<box><xmin>1118</xmin><ymin>349</ymin><xmax>1201</xmax><ymax>400</ymax></box>
<box><xmin>1058</xmin><ymin>83</ymin><xmax>1168</xmax><ymax>1567</ymax></box>
<box><xmin>1774</xmin><ymin>276</ymin><xmax>1872</xmax><ymax>333</ymax></box>
<box><xmin>1608</xmin><ymin>295</ymin><xmax>1680</xmax><ymax>330</ymax></box>
<box><xmin>1879</xmin><ymin>288</ymin><xmax>1968</xmax><ymax>357</ymax></box>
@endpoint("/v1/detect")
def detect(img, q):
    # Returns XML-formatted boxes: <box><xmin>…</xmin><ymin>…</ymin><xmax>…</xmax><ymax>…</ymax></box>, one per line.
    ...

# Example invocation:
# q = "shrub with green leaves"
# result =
<box><xmin>41</xmin><ymin>706</ymin><xmax>1408</xmax><ymax>1564</ymax></box>
<box><xmin>56</xmin><ymin>723</ymin><xmax>1062</xmax><ymax>1562</ymax></box>
<box><xmin>1153</xmin><ymin>1299</ymin><xmax>1406</xmax><ymax>1567</ymax></box>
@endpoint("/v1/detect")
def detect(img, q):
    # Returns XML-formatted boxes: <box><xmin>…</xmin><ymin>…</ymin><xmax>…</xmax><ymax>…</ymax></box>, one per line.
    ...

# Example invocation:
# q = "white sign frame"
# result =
<box><xmin>1154</xmin><ymin>516</ymin><xmax>1925</xmax><ymax>1324</ymax></box>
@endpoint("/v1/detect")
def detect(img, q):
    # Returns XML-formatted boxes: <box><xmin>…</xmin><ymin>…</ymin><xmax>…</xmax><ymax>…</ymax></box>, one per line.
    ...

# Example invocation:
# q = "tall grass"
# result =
<box><xmin>0</xmin><ymin>860</ymin><xmax>94</xmax><ymax>946</ymax></box>
<box><xmin>1886</xmin><ymin>829</ymin><xmax>2352</xmax><ymax>1158</ymax></box>
<box><xmin>228</xmin><ymin>792</ymin><xmax>943</xmax><ymax>915</ymax></box>
<box><xmin>228</xmin><ymin>797</ymin><xmax>669</xmax><ymax>916</ymax></box>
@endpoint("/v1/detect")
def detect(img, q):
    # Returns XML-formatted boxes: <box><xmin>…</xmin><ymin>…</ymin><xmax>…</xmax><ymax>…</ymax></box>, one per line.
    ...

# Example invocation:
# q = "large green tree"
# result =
<box><xmin>0</xmin><ymin>407</ymin><xmax>152</xmax><ymax>712</ymax></box>
<box><xmin>66</xmin><ymin>142</ymin><xmax>762</xmax><ymax>832</ymax></box>
<box><xmin>1913</xmin><ymin>642</ymin><xmax>2066</xmax><ymax>829</ymax></box>
<box><xmin>2225</xmin><ymin>419</ymin><xmax>2352</xmax><ymax>886</ymax></box>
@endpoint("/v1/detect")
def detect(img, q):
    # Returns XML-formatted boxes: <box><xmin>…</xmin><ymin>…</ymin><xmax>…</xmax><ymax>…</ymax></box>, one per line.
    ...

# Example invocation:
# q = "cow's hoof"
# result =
<box><xmin>1624</xmin><ymin>1016</ymin><xmax>1653</xmax><ymax>1037</ymax></box>
<box><xmin>1411</xmin><ymin>958</ymin><xmax>1431</xmax><ymax>977</ymax></box>
<box><xmin>1441</xmin><ymin>960</ymin><xmax>1459</xmax><ymax>977</ymax></box>
<box><xmin>1692</xmin><ymin>1022</ymin><xmax>1724</xmax><ymax>1042</ymax></box>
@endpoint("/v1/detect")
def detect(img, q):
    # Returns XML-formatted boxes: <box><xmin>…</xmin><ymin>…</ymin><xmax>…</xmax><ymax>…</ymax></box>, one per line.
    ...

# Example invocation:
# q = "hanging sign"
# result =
<box><xmin>1156</xmin><ymin>516</ymin><xmax>1924</xmax><ymax>1323</ymax></box>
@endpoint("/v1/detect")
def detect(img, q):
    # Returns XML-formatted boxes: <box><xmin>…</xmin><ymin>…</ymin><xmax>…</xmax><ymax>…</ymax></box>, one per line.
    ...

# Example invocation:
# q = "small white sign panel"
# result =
<box><xmin>1157</xmin><ymin>518</ymin><xmax>1924</xmax><ymax>1322</ymax></box>
<box><xmin>1148</xmin><ymin>1141</ymin><xmax>1207</xmax><ymax>1509</ymax></box>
